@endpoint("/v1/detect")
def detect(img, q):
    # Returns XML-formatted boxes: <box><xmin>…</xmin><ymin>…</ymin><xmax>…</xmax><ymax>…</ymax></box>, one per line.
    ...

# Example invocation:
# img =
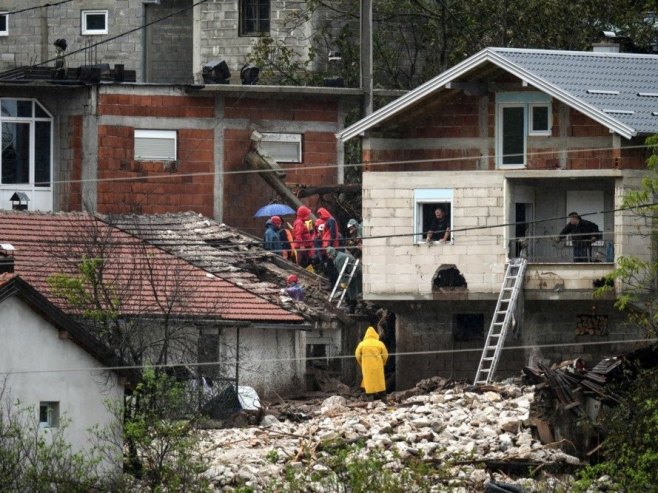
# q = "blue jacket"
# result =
<box><xmin>264</xmin><ymin>220</ymin><xmax>282</xmax><ymax>253</ymax></box>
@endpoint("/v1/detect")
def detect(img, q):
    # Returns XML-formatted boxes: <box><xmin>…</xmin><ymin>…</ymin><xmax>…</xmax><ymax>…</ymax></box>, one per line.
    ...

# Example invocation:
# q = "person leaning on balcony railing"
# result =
<box><xmin>556</xmin><ymin>212</ymin><xmax>602</xmax><ymax>263</ymax></box>
<box><xmin>425</xmin><ymin>206</ymin><xmax>451</xmax><ymax>244</ymax></box>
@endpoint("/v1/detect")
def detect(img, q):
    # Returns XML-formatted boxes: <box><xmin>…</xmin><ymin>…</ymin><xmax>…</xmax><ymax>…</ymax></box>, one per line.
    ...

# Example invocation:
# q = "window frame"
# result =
<box><xmin>134</xmin><ymin>129</ymin><xmax>177</xmax><ymax>162</ymax></box>
<box><xmin>529</xmin><ymin>103</ymin><xmax>551</xmax><ymax>136</ymax></box>
<box><xmin>0</xmin><ymin>12</ymin><xmax>8</xmax><ymax>36</ymax></box>
<box><xmin>239</xmin><ymin>0</ymin><xmax>270</xmax><ymax>36</ymax></box>
<box><xmin>413</xmin><ymin>188</ymin><xmax>453</xmax><ymax>245</ymax></box>
<box><xmin>81</xmin><ymin>10</ymin><xmax>108</xmax><ymax>35</ymax></box>
<box><xmin>1</xmin><ymin>98</ymin><xmax>53</xmax><ymax>189</ymax></box>
<box><xmin>259</xmin><ymin>132</ymin><xmax>302</xmax><ymax>163</ymax></box>
<box><xmin>495</xmin><ymin>93</ymin><xmax>552</xmax><ymax>169</ymax></box>
<box><xmin>39</xmin><ymin>401</ymin><xmax>59</xmax><ymax>428</ymax></box>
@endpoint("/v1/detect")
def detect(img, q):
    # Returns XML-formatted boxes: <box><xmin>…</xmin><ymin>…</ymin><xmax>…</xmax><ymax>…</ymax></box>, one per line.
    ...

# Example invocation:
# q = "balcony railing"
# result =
<box><xmin>510</xmin><ymin>237</ymin><xmax>614</xmax><ymax>264</ymax></box>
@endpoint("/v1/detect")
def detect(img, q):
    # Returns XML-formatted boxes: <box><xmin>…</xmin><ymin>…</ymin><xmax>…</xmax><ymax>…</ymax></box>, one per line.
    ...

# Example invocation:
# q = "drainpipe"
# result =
<box><xmin>360</xmin><ymin>0</ymin><xmax>373</xmax><ymax>116</ymax></box>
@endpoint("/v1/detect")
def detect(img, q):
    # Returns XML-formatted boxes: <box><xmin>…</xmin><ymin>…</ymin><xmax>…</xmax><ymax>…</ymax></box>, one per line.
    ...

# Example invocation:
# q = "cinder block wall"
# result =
<box><xmin>392</xmin><ymin>299</ymin><xmax>643</xmax><ymax>389</ymax></box>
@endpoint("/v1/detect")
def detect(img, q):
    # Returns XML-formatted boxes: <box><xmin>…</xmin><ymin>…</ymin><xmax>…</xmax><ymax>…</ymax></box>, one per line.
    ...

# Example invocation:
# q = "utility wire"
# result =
<box><xmin>2</xmin><ymin>202</ymin><xmax>655</xmax><ymax>254</ymax></box>
<box><xmin>0</xmin><ymin>0</ymin><xmax>209</xmax><ymax>79</ymax></box>
<box><xmin>39</xmin><ymin>143</ymin><xmax>656</xmax><ymax>187</ymax></box>
<box><xmin>1</xmin><ymin>337</ymin><xmax>656</xmax><ymax>376</ymax></box>
<box><xmin>5</xmin><ymin>0</ymin><xmax>74</xmax><ymax>16</ymax></box>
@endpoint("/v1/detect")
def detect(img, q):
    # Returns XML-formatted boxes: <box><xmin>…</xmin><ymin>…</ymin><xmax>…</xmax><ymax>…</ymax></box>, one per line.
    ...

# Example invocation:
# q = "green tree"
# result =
<box><xmin>596</xmin><ymin>134</ymin><xmax>658</xmax><ymax>335</ymax></box>
<box><xmin>264</xmin><ymin>0</ymin><xmax>658</xmax><ymax>90</ymax></box>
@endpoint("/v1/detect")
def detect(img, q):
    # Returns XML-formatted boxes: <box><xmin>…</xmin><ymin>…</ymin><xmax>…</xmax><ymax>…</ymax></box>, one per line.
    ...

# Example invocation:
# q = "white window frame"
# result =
<box><xmin>0</xmin><ymin>12</ymin><xmax>8</xmax><ymax>36</ymax></box>
<box><xmin>413</xmin><ymin>188</ymin><xmax>453</xmax><ymax>245</ymax></box>
<box><xmin>496</xmin><ymin>93</ymin><xmax>552</xmax><ymax>169</ymax></box>
<box><xmin>259</xmin><ymin>132</ymin><xmax>302</xmax><ymax>163</ymax></box>
<box><xmin>1</xmin><ymin>98</ymin><xmax>53</xmax><ymax>188</ymax></box>
<box><xmin>39</xmin><ymin>401</ymin><xmax>59</xmax><ymax>428</ymax></box>
<box><xmin>529</xmin><ymin>103</ymin><xmax>551</xmax><ymax>136</ymax></box>
<box><xmin>134</xmin><ymin>129</ymin><xmax>177</xmax><ymax>161</ymax></box>
<box><xmin>81</xmin><ymin>10</ymin><xmax>108</xmax><ymax>35</ymax></box>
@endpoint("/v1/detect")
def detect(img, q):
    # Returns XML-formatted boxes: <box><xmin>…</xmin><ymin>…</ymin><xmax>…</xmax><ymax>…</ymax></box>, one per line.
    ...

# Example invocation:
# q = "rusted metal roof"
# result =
<box><xmin>0</xmin><ymin>211</ymin><xmax>303</xmax><ymax>323</ymax></box>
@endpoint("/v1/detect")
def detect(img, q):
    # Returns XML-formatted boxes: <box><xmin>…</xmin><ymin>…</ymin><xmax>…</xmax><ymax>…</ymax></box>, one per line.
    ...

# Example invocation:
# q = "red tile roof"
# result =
<box><xmin>0</xmin><ymin>211</ymin><xmax>303</xmax><ymax>323</ymax></box>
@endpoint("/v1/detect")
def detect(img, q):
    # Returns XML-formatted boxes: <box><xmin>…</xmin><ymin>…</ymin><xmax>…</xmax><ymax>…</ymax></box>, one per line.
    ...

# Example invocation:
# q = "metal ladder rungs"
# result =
<box><xmin>473</xmin><ymin>258</ymin><xmax>527</xmax><ymax>386</ymax></box>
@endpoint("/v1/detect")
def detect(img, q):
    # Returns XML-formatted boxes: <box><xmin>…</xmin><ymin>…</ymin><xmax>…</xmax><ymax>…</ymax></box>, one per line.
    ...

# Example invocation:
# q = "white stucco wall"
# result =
<box><xmin>0</xmin><ymin>297</ymin><xmax>123</xmax><ymax>473</ymax></box>
<box><xmin>219</xmin><ymin>326</ymin><xmax>305</xmax><ymax>398</ymax></box>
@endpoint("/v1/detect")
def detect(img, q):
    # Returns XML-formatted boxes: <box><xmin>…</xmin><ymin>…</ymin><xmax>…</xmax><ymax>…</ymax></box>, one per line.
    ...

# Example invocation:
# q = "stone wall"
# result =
<box><xmin>391</xmin><ymin>298</ymin><xmax>642</xmax><ymax>390</ymax></box>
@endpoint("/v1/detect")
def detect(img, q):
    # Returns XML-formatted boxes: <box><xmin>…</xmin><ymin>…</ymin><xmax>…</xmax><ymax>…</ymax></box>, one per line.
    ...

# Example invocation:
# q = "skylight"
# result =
<box><xmin>586</xmin><ymin>89</ymin><xmax>620</xmax><ymax>95</ymax></box>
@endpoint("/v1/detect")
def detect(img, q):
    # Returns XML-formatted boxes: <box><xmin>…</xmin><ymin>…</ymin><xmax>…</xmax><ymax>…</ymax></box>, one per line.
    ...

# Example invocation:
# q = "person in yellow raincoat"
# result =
<box><xmin>355</xmin><ymin>326</ymin><xmax>389</xmax><ymax>400</ymax></box>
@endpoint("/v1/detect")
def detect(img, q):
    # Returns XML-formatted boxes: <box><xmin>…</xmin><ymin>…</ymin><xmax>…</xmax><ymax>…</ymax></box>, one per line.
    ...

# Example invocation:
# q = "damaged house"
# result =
<box><xmin>0</xmin><ymin>211</ymin><xmax>311</xmax><ymax>399</ymax></box>
<box><xmin>338</xmin><ymin>47</ymin><xmax>655</xmax><ymax>389</ymax></box>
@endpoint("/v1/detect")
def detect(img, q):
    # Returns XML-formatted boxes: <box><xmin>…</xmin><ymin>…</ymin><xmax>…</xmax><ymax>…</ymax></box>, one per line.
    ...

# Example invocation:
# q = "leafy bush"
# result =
<box><xmin>574</xmin><ymin>367</ymin><xmax>658</xmax><ymax>492</ymax></box>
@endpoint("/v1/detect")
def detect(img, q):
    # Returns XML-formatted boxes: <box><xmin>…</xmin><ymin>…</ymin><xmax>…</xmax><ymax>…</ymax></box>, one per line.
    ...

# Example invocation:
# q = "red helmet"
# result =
<box><xmin>287</xmin><ymin>274</ymin><xmax>298</xmax><ymax>284</ymax></box>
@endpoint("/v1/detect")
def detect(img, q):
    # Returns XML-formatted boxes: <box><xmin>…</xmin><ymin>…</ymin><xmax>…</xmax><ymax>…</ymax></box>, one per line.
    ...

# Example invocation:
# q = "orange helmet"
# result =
<box><xmin>287</xmin><ymin>274</ymin><xmax>298</xmax><ymax>284</ymax></box>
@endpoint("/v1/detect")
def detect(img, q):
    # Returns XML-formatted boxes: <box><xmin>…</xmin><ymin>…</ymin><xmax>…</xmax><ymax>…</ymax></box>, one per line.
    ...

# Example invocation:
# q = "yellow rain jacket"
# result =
<box><xmin>355</xmin><ymin>326</ymin><xmax>389</xmax><ymax>394</ymax></box>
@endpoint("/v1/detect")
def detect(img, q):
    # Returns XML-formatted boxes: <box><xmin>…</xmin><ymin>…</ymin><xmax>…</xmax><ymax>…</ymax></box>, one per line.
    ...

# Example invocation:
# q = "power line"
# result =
<box><xmin>0</xmin><ymin>0</ymin><xmax>209</xmax><ymax>79</ymax></box>
<box><xmin>42</xmin><ymin>143</ymin><xmax>655</xmax><ymax>188</ymax></box>
<box><xmin>5</xmin><ymin>0</ymin><xmax>74</xmax><ymax>16</ymax></box>
<box><xmin>1</xmin><ymin>337</ymin><xmax>655</xmax><ymax>376</ymax></box>
<box><xmin>2</xmin><ymin>202</ymin><xmax>655</xmax><ymax>254</ymax></box>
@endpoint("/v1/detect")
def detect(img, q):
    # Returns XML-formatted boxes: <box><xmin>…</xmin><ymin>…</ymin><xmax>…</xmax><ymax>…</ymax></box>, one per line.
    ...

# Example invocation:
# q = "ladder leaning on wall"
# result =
<box><xmin>328</xmin><ymin>257</ymin><xmax>360</xmax><ymax>308</ymax></box>
<box><xmin>473</xmin><ymin>257</ymin><xmax>527</xmax><ymax>385</ymax></box>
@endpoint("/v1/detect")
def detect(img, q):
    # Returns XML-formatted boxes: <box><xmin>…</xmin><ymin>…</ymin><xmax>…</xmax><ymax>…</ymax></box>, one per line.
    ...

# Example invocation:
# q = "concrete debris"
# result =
<box><xmin>198</xmin><ymin>380</ymin><xmax>579</xmax><ymax>491</ymax></box>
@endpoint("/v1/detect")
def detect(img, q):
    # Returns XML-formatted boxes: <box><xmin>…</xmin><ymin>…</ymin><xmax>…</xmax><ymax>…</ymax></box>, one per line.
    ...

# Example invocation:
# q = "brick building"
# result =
<box><xmin>339</xmin><ymin>48</ymin><xmax>655</xmax><ymax>389</ymax></box>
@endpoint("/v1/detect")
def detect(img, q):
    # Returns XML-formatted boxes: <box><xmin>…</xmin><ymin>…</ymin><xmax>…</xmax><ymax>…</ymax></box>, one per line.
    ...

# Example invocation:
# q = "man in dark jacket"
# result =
<box><xmin>263</xmin><ymin>216</ymin><xmax>283</xmax><ymax>254</ymax></box>
<box><xmin>558</xmin><ymin>212</ymin><xmax>601</xmax><ymax>262</ymax></box>
<box><xmin>425</xmin><ymin>206</ymin><xmax>451</xmax><ymax>243</ymax></box>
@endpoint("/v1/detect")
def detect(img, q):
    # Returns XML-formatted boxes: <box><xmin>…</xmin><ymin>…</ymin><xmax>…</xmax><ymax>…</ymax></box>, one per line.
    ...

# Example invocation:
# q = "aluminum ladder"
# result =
<box><xmin>328</xmin><ymin>257</ymin><xmax>360</xmax><ymax>308</ymax></box>
<box><xmin>473</xmin><ymin>258</ymin><xmax>527</xmax><ymax>385</ymax></box>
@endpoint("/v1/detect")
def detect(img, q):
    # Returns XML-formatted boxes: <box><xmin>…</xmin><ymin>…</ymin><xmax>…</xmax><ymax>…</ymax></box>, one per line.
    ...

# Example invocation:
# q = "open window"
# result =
<box><xmin>413</xmin><ymin>188</ymin><xmax>453</xmax><ymax>244</ymax></box>
<box><xmin>259</xmin><ymin>133</ymin><xmax>302</xmax><ymax>163</ymax></box>
<box><xmin>0</xmin><ymin>13</ymin><xmax>8</xmax><ymax>36</ymax></box>
<box><xmin>134</xmin><ymin>130</ymin><xmax>177</xmax><ymax>161</ymax></box>
<box><xmin>239</xmin><ymin>0</ymin><xmax>270</xmax><ymax>36</ymax></box>
<box><xmin>81</xmin><ymin>10</ymin><xmax>108</xmax><ymax>35</ymax></box>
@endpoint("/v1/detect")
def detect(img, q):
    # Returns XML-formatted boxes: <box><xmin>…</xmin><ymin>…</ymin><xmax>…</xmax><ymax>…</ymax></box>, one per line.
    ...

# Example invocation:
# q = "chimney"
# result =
<box><xmin>0</xmin><ymin>243</ymin><xmax>15</xmax><ymax>274</ymax></box>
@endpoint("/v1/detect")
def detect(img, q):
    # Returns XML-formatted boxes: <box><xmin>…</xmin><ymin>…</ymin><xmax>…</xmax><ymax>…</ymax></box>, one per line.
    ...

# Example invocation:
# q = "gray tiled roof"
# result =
<box><xmin>494</xmin><ymin>48</ymin><xmax>658</xmax><ymax>136</ymax></box>
<box><xmin>338</xmin><ymin>47</ymin><xmax>658</xmax><ymax>141</ymax></box>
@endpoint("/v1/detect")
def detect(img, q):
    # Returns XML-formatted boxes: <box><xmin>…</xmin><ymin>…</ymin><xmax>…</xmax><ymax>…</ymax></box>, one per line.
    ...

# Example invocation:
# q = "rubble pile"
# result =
<box><xmin>199</xmin><ymin>379</ymin><xmax>579</xmax><ymax>492</ymax></box>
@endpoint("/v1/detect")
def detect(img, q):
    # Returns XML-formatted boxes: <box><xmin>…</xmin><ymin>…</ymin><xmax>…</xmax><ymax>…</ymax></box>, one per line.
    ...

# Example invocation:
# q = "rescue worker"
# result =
<box><xmin>355</xmin><ymin>326</ymin><xmax>389</xmax><ymax>401</ymax></box>
<box><xmin>292</xmin><ymin>205</ymin><xmax>313</xmax><ymax>267</ymax></box>
<box><xmin>280</xmin><ymin>274</ymin><xmax>304</xmax><ymax>301</ymax></box>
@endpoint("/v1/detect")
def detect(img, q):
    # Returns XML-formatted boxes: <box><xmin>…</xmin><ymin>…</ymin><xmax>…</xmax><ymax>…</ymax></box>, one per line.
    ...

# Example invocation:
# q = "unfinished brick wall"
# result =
<box><xmin>97</xmin><ymin>126</ymin><xmax>214</xmax><ymax>216</ymax></box>
<box><xmin>364</xmin><ymin>92</ymin><xmax>632</xmax><ymax>172</ymax></box>
<box><xmin>223</xmin><ymin>97</ymin><xmax>340</xmax><ymax>235</ymax></box>
<box><xmin>96</xmin><ymin>95</ymin><xmax>215</xmax><ymax>216</ymax></box>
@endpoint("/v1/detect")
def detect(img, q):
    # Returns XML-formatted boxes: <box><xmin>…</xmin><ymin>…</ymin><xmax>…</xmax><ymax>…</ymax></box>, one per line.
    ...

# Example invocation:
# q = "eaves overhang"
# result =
<box><xmin>337</xmin><ymin>47</ymin><xmax>637</xmax><ymax>143</ymax></box>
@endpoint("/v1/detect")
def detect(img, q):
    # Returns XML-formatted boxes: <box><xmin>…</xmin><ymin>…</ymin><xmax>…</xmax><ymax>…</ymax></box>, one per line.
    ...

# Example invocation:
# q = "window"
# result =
<box><xmin>134</xmin><ymin>130</ymin><xmax>177</xmax><ymax>161</ymax></box>
<box><xmin>413</xmin><ymin>189</ymin><xmax>453</xmax><ymax>244</ymax></box>
<box><xmin>0</xmin><ymin>13</ymin><xmax>8</xmax><ymax>36</ymax></box>
<box><xmin>529</xmin><ymin>104</ymin><xmax>550</xmax><ymax>135</ymax></box>
<box><xmin>259</xmin><ymin>133</ymin><xmax>302</xmax><ymax>163</ymax></box>
<box><xmin>239</xmin><ymin>0</ymin><xmax>270</xmax><ymax>36</ymax></box>
<box><xmin>39</xmin><ymin>402</ymin><xmax>59</xmax><ymax>428</ymax></box>
<box><xmin>1</xmin><ymin>99</ymin><xmax>52</xmax><ymax>187</ymax></box>
<box><xmin>496</xmin><ymin>93</ymin><xmax>552</xmax><ymax>168</ymax></box>
<box><xmin>81</xmin><ymin>10</ymin><xmax>108</xmax><ymax>35</ymax></box>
